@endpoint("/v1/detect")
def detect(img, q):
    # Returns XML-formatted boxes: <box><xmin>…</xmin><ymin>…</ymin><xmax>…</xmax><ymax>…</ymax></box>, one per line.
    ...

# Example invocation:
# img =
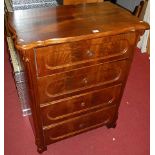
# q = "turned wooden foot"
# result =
<box><xmin>106</xmin><ymin>112</ymin><xmax>118</xmax><ymax>129</ymax></box>
<box><xmin>37</xmin><ymin>146</ymin><xmax>47</xmax><ymax>153</ymax></box>
<box><xmin>106</xmin><ymin>121</ymin><xmax>117</xmax><ymax>129</ymax></box>
<box><xmin>106</xmin><ymin>122</ymin><xmax>117</xmax><ymax>129</ymax></box>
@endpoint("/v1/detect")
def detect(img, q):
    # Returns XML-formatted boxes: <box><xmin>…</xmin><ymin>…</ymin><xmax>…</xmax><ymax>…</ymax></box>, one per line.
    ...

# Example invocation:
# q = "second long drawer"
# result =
<box><xmin>37</xmin><ymin>59</ymin><xmax>129</xmax><ymax>103</ymax></box>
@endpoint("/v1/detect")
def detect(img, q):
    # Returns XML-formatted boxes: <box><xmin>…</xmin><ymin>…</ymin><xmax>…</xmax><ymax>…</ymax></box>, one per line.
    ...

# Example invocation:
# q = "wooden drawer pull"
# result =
<box><xmin>81</xmin><ymin>102</ymin><xmax>86</xmax><ymax>107</ymax></box>
<box><xmin>79</xmin><ymin>123</ymin><xmax>85</xmax><ymax>128</ymax></box>
<box><xmin>86</xmin><ymin>50</ymin><xmax>94</xmax><ymax>57</ymax></box>
<box><xmin>82</xmin><ymin>78</ymin><xmax>88</xmax><ymax>84</ymax></box>
<box><xmin>108</xmin><ymin>100</ymin><xmax>113</xmax><ymax>104</ymax></box>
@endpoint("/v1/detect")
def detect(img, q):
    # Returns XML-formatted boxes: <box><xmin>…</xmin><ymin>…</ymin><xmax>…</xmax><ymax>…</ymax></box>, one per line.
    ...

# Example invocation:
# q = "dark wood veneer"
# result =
<box><xmin>8</xmin><ymin>2</ymin><xmax>149</xmax><ymax>50</ymax></box>
<box><xmin>37</xmin><ymin>59</ymin><xmax>128</xmax><ymax>103</ymax></box>
<box><xmin>35</xmin><ymin>32</ymin><xmax>133</xmax><ymax>77</ymax></box>
<box><xmin>44</xmin><ymin>105</ymin><xmax>116</xmax><ymax>144</ymax></box>
<box><xmin>7</xmin><ymin>2</ymin><xmax>149</xmax><ymax>153</ymax></box>
<box><xmin>41</xmin><ymin>84</ymin><xmax>122</xmax><ymax>125</ymax></box>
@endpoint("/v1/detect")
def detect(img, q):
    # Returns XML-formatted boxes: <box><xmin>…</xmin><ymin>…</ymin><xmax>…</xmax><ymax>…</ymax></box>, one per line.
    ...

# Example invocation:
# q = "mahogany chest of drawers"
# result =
<box><xmin>7</xmin><ymin>2</ymin><xmax>149</xmax><ymax>153</ymax></box>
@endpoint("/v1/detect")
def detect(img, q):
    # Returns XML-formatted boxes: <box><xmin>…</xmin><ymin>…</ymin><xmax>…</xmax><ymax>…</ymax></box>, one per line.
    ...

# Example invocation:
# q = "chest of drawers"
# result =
<box><xmin>7</xmin><ymin>2</ymin><xmax>149</xmax><ymax>153</ymax></box>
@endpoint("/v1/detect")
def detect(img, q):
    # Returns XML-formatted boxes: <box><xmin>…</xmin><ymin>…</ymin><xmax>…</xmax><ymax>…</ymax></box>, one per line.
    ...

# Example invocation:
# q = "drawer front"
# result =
<box><xmin>37</xmin><ymin>60</ymin><xmax>128</xmax><ymax>103</ymax></box>
<box><xmin>41</xmin><ymin>84</ymin><xmax>122</xmax><ymax>125</ymax></box>
<box><xmin>35</xmin><ymin>33</ymin><xmax>135</xmax><ymax>76</ymax></box>
<box><xmin>44</xmin><ymin>105</ymin><xmax>116</xmax><ymax>144</ymax></box>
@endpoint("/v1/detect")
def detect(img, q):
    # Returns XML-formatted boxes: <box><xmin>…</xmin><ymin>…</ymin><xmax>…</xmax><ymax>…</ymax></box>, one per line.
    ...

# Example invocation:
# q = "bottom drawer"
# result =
<box><xmin>44</xmin><ymin>105</ymin><xmax>116</xmax><ymax>144</ymax></box>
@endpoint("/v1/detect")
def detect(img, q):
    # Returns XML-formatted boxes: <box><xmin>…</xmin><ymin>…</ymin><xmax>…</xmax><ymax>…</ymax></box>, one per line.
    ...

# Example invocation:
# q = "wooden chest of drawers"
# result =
<box><xmin>7</xmin><ymin>2</ymin><xmax>149</xmax><ymax>153</ymax></box>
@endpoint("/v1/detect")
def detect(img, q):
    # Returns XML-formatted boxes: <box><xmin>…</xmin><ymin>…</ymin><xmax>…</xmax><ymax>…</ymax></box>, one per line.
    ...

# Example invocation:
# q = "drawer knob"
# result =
<box><xmin>81</xmin><ymin>102</ymin><xmax>86</xmax><ymax>107</ymax></box>
<box><xmin>79</xmin><ymin>123</ymin><xmax>84</xmax><ymax>128</ymax></box>
<box><xmin>108</xmin><ymin>100</ymin><xmax>113</xmax><ymax>104</ymax></box>
<box><xmin>86</xmin><ymin>50</ymin><xmax>94</xmax><ymax>57</ymax></box>
<box><xmin>82</xmin><ymin>78</ymin><xmax>88</xmax><ymax>84</ymax></box>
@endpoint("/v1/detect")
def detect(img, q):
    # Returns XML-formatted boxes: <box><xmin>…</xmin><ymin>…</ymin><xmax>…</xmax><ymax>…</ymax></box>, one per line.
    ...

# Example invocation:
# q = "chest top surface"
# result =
<box><xmin>8</xmin><ymin>2</ymin><xmax>149</xmax><ymax>50</ymax></box>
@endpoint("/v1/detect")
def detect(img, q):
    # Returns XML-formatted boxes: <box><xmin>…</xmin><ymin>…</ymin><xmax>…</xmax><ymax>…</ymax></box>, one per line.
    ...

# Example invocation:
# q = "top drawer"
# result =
<box><xmin>35</xmin><ymin>32</ymin><xmax>136</xmax><ymax>77</ymax></box>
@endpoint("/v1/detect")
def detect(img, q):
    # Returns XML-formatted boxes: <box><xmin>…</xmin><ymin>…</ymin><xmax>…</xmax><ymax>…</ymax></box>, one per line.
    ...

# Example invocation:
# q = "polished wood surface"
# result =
<box><xmin>8</xmin><ymin>2</ymin><xmax>149</xmax><ymax>50</ymax></box>
<box><xmin>7</xmin><ymin>2</ymin><xmax>149</xmax><ymax>153</ymax></box>
<box><xmin>37</xmin><ymin>60</ymin><xmax>129</xmax><ymax>103</ymax></box>
<box><xmin>35</xmin><ymin>32</ymin><xmax>134</xmax><ymax>76</ymax></box>
<box><xmin>41</xmin><ymin>84</ymin><xmax>122</xmax><ymax>125</ymax></box>
<box><xmin>44</xmin><ymin>105</ymin><xmax>116</xmax><ymax>144</ymax></box>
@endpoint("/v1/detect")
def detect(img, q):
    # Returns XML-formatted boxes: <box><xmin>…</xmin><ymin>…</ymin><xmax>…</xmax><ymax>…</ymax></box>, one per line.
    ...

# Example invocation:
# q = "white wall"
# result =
<box><xmin>137</xmin><ymin>0</ymin><xmax>150</xmax><ymax>53</ymax></box>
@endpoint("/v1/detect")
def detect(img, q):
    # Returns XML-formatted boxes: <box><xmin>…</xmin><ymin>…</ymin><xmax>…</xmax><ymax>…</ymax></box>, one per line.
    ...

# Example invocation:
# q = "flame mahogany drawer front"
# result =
<box><xmin>37</xmin><ymin>59</ymin><xmax>129</xmax><ymax>103</ymax></box>
<box><xmin>8</xmin><ymin>1</ymin><xmax>149</xmax><ymax>153</ymax></box>
<box><xmin>35</xmin><ymin>33</ymin><xmax>134</xmax><ymax>77</ymax></box>
<box><xmin>40</xmin><ymin>84</ymin><xmax>122</xmax><ymax>126</ymax></box>
<box><xmin>44</xmin><ymin>105</ymin><xmax>116</xmax><ymax>144</ymax></box>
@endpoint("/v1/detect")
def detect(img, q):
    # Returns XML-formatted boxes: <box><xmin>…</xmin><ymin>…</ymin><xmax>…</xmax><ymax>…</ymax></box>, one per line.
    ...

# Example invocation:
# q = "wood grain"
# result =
<box><xmin>40</xmin><ymin>84</ymin><xmax>122</xmax><ymax>125</ymax></box>
<box><xmin>37</xmin><ymin>60</ymin><xmax>128</xmax><ymax>103</ymax></box>
<box><xmin>7</xmin><ymin>2</ymin><xmax>149</xmax><ymax>153</ymax></box>
<box><xmin>44</xmin><ymin>105</ymin><xmax>116</xmax><ymax>144</ymax></box>
<box><xmin>35</xmin><ymin>32</ymin><xmax>133</xmax><ymax>77</ymax></box>
<box><xmin>8</xmin><ymin>2</ymin><xmax>149</xmax><ymax>50</ymax></box>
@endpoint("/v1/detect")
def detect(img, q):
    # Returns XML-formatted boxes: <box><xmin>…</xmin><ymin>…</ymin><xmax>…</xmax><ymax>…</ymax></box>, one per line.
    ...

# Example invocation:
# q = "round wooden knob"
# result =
<box><xmin>82</xmin><ymin>78</ymin><xmax>88</xmax><ymax>84</ymax></box>
<box><xmin>86</xmin><ymin>50</ymin><xmax>94</xmax><ymax>57</ymax></box>
<box><xmin>79</xmin><ymin>123</ymin><xmax>84</xmax><ymax>128</ymax></box>
<box><xmin>108</xmin><ymin>100</ymin><xmax>113</xmax><ymax>104</ymax></box>
<box><xmin>81</xmin><ymin>102</ymin><xmax>86</xmax><ymax>107</ymax></box>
